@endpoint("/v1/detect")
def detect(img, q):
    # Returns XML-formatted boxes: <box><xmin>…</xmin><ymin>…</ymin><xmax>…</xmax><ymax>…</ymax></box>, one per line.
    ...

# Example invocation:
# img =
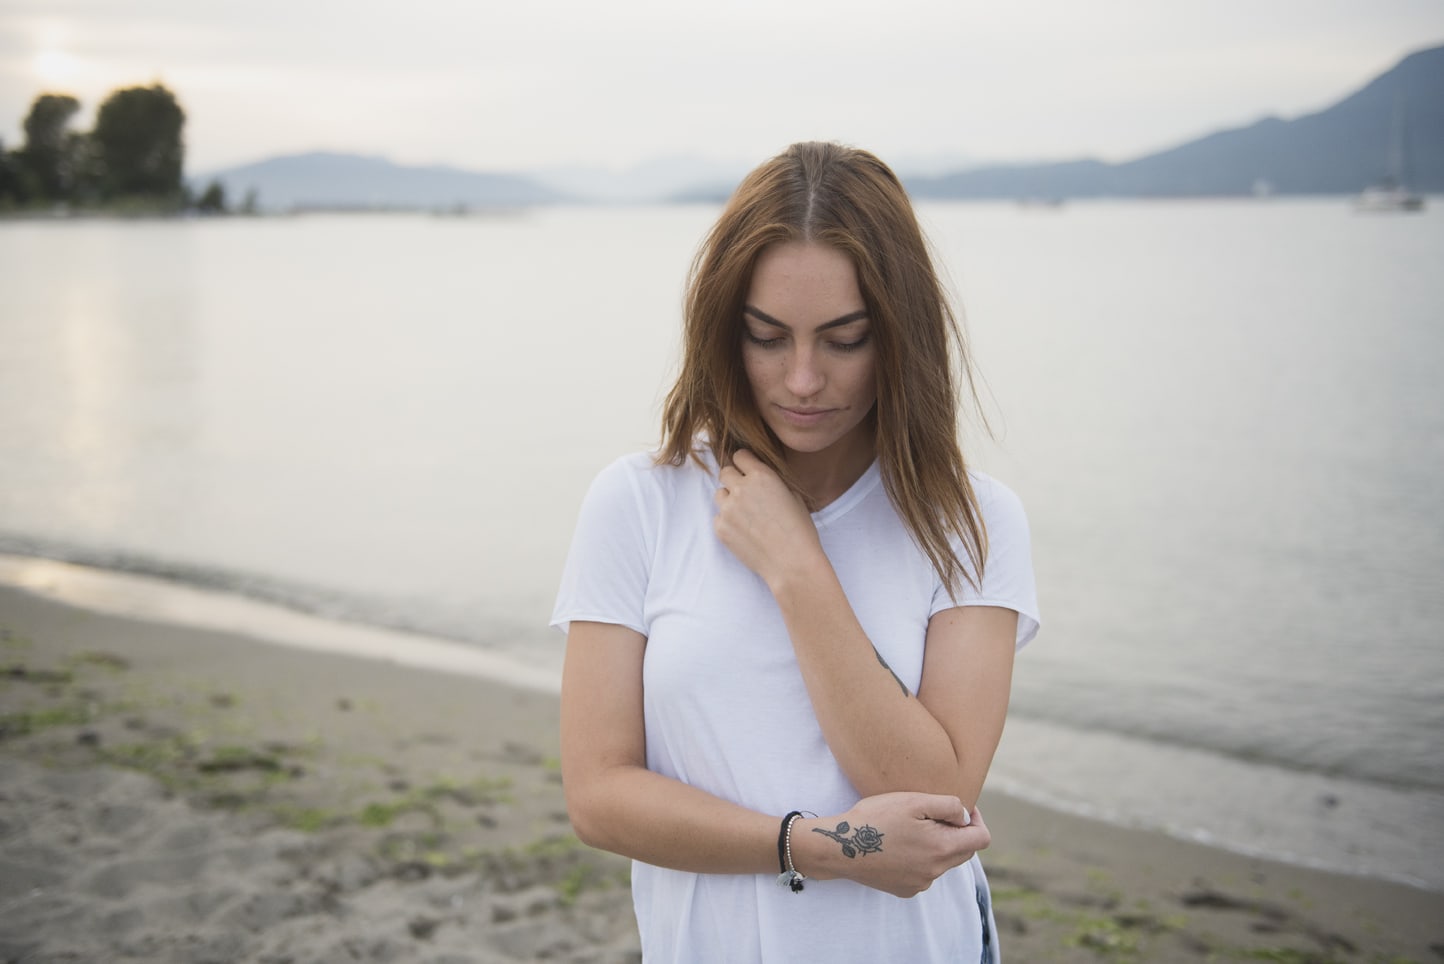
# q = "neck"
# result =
<box><xmin>785</xmin><ymin>432</ymin><xmax>875</xmax><ymax>509</ymax></box>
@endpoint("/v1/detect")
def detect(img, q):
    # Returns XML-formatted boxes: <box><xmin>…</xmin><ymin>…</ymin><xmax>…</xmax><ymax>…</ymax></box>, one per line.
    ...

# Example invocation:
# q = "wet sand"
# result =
<box><xmin>1</xmin><ymin>584</ymin><xmax>1440</xmax><ymax>962</ymax></box>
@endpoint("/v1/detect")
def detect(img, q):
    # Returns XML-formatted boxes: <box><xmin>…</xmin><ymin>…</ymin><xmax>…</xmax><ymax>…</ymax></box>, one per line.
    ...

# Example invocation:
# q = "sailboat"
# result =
<box><xmin>1355</xmin><ymin>93</ymin><xmax>1425</xmax><ymax>212</ymax></box>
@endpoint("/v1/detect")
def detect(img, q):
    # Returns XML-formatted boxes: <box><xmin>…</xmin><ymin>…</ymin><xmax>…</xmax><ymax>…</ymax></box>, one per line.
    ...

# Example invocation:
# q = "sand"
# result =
<box><xmin>1</xmin><ymin>583</ymin><xmax>1440</xmax><ymax>963</ymax></box>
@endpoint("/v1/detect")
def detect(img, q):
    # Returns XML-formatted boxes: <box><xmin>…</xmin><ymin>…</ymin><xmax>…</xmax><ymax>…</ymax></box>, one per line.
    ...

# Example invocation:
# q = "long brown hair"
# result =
<box><xmin>659</xmin><ymin>141</ymin><xmax>987</xmax><ymax>596</ymax></box>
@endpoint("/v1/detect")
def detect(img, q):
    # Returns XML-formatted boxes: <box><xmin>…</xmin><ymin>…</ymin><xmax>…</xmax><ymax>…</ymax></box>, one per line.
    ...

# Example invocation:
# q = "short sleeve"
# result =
<box><xmin>550</xmin><ymin>454</ymin><xmax>656</xmax><ymax>637</ymax></box>
<box><xmin>930</xmin><ymin>476</ymin><xmax>1041</xmax><ymax>649</ymax></box>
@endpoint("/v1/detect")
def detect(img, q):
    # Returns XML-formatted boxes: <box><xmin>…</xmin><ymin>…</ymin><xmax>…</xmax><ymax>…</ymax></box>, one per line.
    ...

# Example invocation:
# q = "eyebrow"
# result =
<box><xmin>743</xmin><ymin>305</ymin><xmax>869</xmax><ymax>332</ymax></box>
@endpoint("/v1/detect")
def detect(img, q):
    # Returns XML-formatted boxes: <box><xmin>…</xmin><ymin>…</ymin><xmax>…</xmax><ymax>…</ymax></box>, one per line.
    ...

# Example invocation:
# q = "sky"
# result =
<box><xmin>2</xmin><ymin>0</ymin><xmax>1442</xmax><ymax>176</ymax></box>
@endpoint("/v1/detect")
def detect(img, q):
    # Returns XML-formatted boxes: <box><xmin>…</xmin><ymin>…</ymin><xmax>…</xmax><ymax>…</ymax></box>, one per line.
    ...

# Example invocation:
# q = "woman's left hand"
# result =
<box><xmin>713</xmin><ymin>449</ymin><xmax>824</xmax><ymax>589</ymax></box>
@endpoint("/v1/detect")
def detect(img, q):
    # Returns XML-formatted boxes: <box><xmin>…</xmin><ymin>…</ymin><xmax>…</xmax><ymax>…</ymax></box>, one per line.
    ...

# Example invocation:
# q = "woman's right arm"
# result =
<box><xmin>560</xmin><ymin>620</ymin><xmax>991</xmax><ymax>897</ymax></box>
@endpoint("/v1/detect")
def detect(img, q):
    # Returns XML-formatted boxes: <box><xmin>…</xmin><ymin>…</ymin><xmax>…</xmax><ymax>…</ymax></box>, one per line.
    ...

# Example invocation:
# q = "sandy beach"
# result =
<box><xmin>1</xmin><ymin>582</ymin><xmax>1440</xmax><ymax>963</ymax></box>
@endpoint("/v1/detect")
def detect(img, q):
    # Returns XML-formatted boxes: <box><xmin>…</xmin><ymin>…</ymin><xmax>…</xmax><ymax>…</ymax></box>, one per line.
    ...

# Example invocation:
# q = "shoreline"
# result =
<box><xmin>0</xmin><ymin>553</ymin><xmax>563</xmax><ymax>694</ymax></box>
<box><xmin>2</xmin><ymin>583</ymin><xmax>1442</xmax><ymax>960</ymax></box>
<box><xmin>4</xmin><ymin>551</ymin><xmax>1442</xmax><ymax>895</ymax></box>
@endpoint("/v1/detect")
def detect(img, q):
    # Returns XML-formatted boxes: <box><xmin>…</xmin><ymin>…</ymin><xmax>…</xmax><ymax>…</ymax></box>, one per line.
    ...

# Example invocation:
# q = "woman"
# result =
<box><xmin>552</xmin><ymin>142</ymin><xmax>1039</xmax><ymax>962</ymax></box>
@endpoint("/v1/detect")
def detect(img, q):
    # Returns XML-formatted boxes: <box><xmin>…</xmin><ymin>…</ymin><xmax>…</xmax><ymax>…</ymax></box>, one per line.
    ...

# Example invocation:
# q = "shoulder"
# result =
<box><xmin>591</xmin><ymin>450</ymin><xmax>662</xmax><ymax>492</ymax></box>
<box><xmin>584</xmin><ymin>449</ymin><xmax>716</xmax><ymax>513</ymax></box>
<box><xmin>602</xmin><ymin>448</ymin><xmax>717</xmax><ymax>487</ymax></box>
<box><xmin>957</xmin><ymin>471</ymin><xmax>1040</xmax><ymax>647</ymax></box>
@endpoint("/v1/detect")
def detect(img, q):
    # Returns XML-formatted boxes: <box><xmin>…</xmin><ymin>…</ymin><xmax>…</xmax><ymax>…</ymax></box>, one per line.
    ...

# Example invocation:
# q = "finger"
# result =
<box><xmin>734</xmin><ymin>450</ymin><xmax>783</xmax><ymax>483</ymax></box>
<box><xmin>717</xmin><ymin>466</ymin><xmax>741</xmax><ymax>488</ymax></box>
<box><xmin>957</xmin><ymin>819</ymin><xmax>991</xmax><ymax>854</ymax></box>
<box><xmin>917</xmin><ymin>794</ymin><xmax>967</xmax><ymax>826</ymax></box>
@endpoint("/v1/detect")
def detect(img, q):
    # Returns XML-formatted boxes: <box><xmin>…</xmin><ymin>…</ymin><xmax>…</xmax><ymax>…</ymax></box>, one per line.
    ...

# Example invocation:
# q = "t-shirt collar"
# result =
<box><xmin>811</xmin><ymin>460</ymin><xmax>882</xmax><ymax>526</ymax></box>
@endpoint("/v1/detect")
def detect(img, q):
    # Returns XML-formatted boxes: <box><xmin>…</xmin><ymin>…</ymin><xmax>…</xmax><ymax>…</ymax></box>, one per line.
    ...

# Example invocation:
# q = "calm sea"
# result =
<box><xmin>1</xmin><ymin>201</ymin><xmax>1441</xmax><ymax>889</ymax></box>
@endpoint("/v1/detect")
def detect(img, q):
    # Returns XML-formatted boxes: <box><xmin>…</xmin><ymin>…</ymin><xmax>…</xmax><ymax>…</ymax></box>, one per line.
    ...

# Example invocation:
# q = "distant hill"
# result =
<box><xmin>664</xmin><ymin>152</ymin><xmax>987</xmax><ymax>205</ymax></box>
<box><xmin>908</xmin><ymin>43</ymin><xmax>1444</xmax><ymax>199</ymax></box>
<box><xmin>193</xmin><ymin>46</ymin><xmax>1440</xmax><ymax>207</ymax></box>
<box><xmin>195</xmin><ymin>152</ymin><xmax>563</xmax><ymax>211</ymax></box>
<box><xmin>533</xmin><ymin>156</ymin><xmax>754</xmax><ymax>204</ymax></box>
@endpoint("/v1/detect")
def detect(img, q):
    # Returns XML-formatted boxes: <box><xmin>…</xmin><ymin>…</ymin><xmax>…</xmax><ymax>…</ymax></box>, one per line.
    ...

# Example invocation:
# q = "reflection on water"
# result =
<box><xmin>57</xmin><ymin>229</ymin><xmax>202</xmax><ymax>532</ymax></box>
<box><xmin>4</xmin><ymin>225</ymin><xmax>203</xmax><ymax>534</ymax></box>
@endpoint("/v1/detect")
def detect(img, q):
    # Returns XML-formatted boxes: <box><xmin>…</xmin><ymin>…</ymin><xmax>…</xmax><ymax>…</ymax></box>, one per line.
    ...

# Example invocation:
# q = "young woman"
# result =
<box><xmin>552</xmin><ymin>142</ymin><xmax>1039</xmax><ymax>962</ymax></box>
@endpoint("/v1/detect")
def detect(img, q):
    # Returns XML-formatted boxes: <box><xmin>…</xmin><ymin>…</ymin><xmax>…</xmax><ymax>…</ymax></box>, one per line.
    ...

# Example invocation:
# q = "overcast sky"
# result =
<box><xmin>2</xmin><ymin>0</ymin><xmax>1441</xmax><ymax>175</ymax></box>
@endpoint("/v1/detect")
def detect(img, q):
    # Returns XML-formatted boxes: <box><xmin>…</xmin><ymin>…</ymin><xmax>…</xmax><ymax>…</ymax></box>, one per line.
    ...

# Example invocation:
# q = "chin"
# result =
<box><xmin>777</xmin><ymin>435</ymin><xmax>840</xmax><ymax>456</ymax></box>
<box><xmin>767</xmin><ymin>424</ymin><xmax>863</xmax><ymax>459</ymax></box>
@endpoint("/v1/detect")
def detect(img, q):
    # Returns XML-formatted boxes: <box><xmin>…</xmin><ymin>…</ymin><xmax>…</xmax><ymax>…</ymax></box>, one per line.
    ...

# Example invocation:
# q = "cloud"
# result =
<box><xmin>2</xmin><ymin>0</ymin><xmax>1442</xmax><ymax>171</ymax></box>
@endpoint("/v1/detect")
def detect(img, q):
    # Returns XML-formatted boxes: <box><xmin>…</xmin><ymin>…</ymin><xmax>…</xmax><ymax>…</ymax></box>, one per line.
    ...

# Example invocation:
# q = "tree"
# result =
<box><xmin>92</xmin><ymin>84</ymin><xmax>185</xmax><ymax>200</ymax></box>
<box><xmin>0</xmin><ymin>137</ymin><xmax>24</xmax><ymax>207</ymax></box>
<box><xmin>196</xmin><ymin>179</ymin><xmax>227</xmax><ymax>213</ymax></box>
<box><xmin>18</xmin><ymin>93</ymin><xmax>81</xmax><ymax>200</ymax></box>
<box><xmin>62</xmin><ymin>129</ymin><xmax>102</xmax><ymax>204</ymax></box>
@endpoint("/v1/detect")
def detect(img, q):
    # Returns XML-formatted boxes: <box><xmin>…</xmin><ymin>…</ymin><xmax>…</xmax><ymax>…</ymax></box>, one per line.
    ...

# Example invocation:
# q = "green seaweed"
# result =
<box><xmin>418</xmin><ymin>774</ymin><xmax>514</xmax><ymax>805</ymax></box>
<box><xmin>1226</xmin><ymin>949</ymin><xmax>1345</xmax><ymax>963</ymax></box>
<box><xmin>1068</xmin><ymin>913</ymin><xmax>1141</xmax><ymax>961</ymax></box>
<box><xmin>556</xmin><ymin>863</ymin><xmax>602</xmax><ymax>905</ymax></box>
<box><xmin>358</xmin><ymin>794</ymin><xmax>441</xmax><ymax>828</ymax></box>
<box><xmin>0</xmin><ymin>703</ymin><xmax>90</xmax><ymax>736</ymax></box>
<box><xmin>524</xmin><ymin>833</ymin><xmax>585</xmax><ymax>859</ymax></box>
<box><xmin>102</xmin><ymin>737</ymin><xmax>196</xmax><ymax>769</ymax></box>
<box><xmin>66</xmin><ymin>650</ymin><xmax>130</xmax><ymax>672</ymax></box>
<box><xmin>2</xmin><ymin>664</ymin><xmax>75</xmax><ymax>685</ymax></box>
<box><xmin>0</xmin><ymin>630</ymin><xmax>33</xmax><ymax>651</ymax></box>
<box><xmin>196</xmin><ymin>745</ymin><xmax>281</xmax><ymax>773</ymax></box>
<box><xmin>278</xmin><ymin>806</ymin><xmax>341</xmax><ymax>832</ymax></box>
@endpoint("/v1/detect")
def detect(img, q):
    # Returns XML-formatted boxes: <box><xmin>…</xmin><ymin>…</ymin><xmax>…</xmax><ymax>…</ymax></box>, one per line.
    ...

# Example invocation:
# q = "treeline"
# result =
<box><xmin>0</xmin><ymin>83</ymin><xmax>246</xmax><ymax>214</ymax></box>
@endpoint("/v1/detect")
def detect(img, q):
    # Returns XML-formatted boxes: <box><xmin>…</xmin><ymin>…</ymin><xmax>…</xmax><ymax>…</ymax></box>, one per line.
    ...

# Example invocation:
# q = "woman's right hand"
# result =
<box><xmin>792</xmin><ymin>792</ymin><xmax>989</xmax><ymax>898</ymax></box>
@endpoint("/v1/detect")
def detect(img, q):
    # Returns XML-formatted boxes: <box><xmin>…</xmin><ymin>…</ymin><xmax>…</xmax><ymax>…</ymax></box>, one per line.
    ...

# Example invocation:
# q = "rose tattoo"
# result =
<box><xmin>813</xmin><ymin>821</ymin><xmax>884</xmax><ymax>859</ymax></box>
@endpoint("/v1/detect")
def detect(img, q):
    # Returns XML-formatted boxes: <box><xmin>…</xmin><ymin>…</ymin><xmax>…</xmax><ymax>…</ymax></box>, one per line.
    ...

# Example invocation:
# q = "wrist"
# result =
<box><xmin>764</xmin><ymin>545</ymin><xmax>832</xmax><ymax>599</ymax></box>
<box><xmin>789</xmin><ymin>816</ymin><xmax>840</xmax><ymax>882</ymax></box>
<box><xmin>775</xmin><ymin>811</ymin><xmax>807</xmax><ymax>892</ymax></box>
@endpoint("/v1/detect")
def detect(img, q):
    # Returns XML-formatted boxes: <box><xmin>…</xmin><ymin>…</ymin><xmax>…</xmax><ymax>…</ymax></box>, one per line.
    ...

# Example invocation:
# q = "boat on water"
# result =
<box><xmin>1354</xmin><ymin>182</ymin><xmax>1424</xmax><ymax>212</ymax></box>
<box><xmin>1354</xmin><ymin>93</ymin><xmax>1426</xmax><ymax>213</ymax></box>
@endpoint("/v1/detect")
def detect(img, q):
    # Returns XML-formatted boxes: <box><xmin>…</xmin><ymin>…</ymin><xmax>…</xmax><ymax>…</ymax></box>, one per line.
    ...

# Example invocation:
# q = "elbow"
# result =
<box><xmin>561</xmin><ymin>773</ymin><xmax>627</xmax><ymax>854</ymax></box>
<box><xmin>562</xmin><ymin>783</ymin><xmax>605</xmax><ymax>850</ymax></box>
<box><xmin>567</xmin><ymin>807</ymin><xmax>610</xmax><ymax>852</ymax></box>
<box><xmin>568</xmin><ymin>815</ymin><xmax>605</xmax><ymax>851</ymax></box>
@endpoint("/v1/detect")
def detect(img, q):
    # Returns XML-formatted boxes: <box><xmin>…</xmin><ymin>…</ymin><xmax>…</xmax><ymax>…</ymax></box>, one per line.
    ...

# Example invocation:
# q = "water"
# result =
<box><xmin>2</xmin><ymin>201</ymin><xmax>1441</xmax><ymax>889</ymax></box>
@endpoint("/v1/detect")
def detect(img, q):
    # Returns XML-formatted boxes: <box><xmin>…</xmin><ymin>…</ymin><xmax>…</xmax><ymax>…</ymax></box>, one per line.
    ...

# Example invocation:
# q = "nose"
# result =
<box><xmin>784</xmin><ymin>345</ymin><xmax>825</xmax><ymax>399</ymax></box>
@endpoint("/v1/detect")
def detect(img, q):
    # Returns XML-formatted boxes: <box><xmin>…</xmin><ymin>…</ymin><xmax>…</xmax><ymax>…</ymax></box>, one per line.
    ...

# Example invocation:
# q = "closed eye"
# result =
<box><xmin>744</xmin><ymin>331</ymin><xmax>785</xmax><ymax>349</ymax></box>
<box><xmin>830</xmin><ymin>334</ymin><xmax>870</xmax><ymax>352</ymax></box>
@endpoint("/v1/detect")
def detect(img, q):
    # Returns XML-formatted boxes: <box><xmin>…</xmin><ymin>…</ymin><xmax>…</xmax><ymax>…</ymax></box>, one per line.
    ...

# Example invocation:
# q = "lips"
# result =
<box><xmin>777</xmin><ymin>405</ymin><xmax>836</xmax><ymax>426</ymax></box>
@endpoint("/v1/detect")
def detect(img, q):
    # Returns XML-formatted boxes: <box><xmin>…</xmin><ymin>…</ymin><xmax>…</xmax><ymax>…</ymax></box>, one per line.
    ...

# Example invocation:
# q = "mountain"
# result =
<box><xmin>664</xmin><ymin>152</ymin><xmax>992</xmax><ymax>205</ymax></box>
<box><xmin>661</xmin><ymin>151</ymin><xmax>992</xmax><ymax>204</ymax></box>
<box><xmin>533</xmin><ymin>156</ymin><xmax>753</xmax><ymax>204</ymax></box>
<box><xmin>192</xmin><ymin>45</ymin><xmax>1440</xmax><ymax>207</ymax></box>
<box><xmin>908</xmin><ymin>43</ymin><xmax>1444</xmax><ymax>199</ymax></box>
<box><xmin>195</xmin><ymin>152</ymin><xmax>562</xmax><ymax>211</ymax></box>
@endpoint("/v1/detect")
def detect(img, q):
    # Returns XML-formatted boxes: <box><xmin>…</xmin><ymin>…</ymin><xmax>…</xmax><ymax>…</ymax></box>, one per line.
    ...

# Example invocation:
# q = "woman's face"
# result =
<box><xmin>741</xmin><ymin>241</ymin><xmax>878</xmax><ymax>465</ymax></box>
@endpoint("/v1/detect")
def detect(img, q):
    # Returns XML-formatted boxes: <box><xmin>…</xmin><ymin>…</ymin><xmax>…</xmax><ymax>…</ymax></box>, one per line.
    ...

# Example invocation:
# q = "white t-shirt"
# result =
<box><xmin>552</xmin><ymin>450</ymin><xmax>1040</xmax><ymax>963</ymax></box>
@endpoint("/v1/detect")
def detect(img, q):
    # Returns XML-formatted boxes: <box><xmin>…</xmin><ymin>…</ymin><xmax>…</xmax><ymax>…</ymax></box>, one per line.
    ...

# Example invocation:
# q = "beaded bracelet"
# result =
<box><xmin>775</xmin><ymin>811</ymin><xmax>807</xmax><ymax>893</ymax></box>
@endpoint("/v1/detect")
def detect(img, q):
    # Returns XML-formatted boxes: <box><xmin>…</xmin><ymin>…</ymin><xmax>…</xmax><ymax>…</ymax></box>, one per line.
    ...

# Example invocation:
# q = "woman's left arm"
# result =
<box><xmin>715</xmin><ymin>450</ymin><xmax>1018</xmax><ymax>805</ymax></box>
